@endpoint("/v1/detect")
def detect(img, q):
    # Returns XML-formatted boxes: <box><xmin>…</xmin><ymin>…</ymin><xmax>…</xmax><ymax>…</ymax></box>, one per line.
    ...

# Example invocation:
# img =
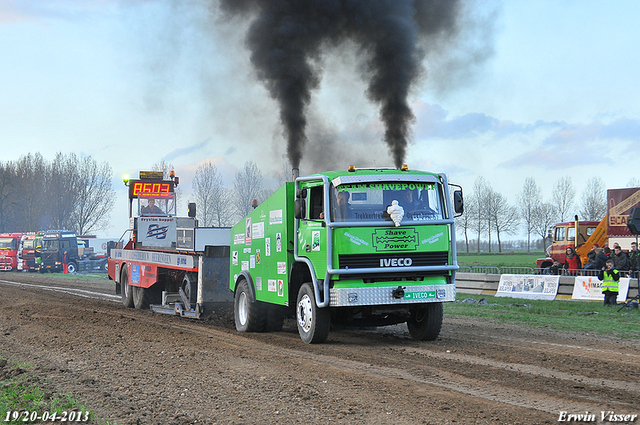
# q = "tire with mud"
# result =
<box><xmin>407</xmin><ymin>302</ymin><xmax>443</xmax><ymax>341</ymax></box>
<box><xmin>234</xmin><ymin>278</ymin><xmax>265</xmax><ymax>332</ymax></box>
<box><xmin>132</xmin><ymin>286</ymin><xmax>151</xmax><ymax>310</ymax></box>
<box><xmin>296</xmin><ymin>282</ymin><xmax>330</xmax><ymax>344</ymax></box>
<box><xmin>121</xmin><ymin>267</ymin><xmax>134</xmax><ymax>308</ymax></box>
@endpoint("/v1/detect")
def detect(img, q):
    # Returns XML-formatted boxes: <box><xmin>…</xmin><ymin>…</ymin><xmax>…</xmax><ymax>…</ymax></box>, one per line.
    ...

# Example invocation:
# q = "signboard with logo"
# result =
<box><xmin>571</xmin><ymin>276</ymin><xmax>630</xmax><ymax>302</ymax></box>
<box><xmin>496</xmin><ymin>274</ymin><xmax>560</xmax><ymax>300</ymax></box>
<box><xmin>138</xmin><ymin>217</ymin><xmax>176</xmax><ymax>248</ymax></box>
<box><xmin>607</xmin><ymin>188</ymin><xmax>640</xmax><ymax>236</ymax></box>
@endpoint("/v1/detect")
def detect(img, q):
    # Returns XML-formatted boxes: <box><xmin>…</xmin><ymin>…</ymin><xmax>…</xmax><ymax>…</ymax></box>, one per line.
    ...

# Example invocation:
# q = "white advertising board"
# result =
<box><xmin>496</xmin><ymin>274</ymin><xmax>560</xmax><ymax>300</ymax></box>
<box><xmin>571</xmin><ymin>276</ymin><xmax>630</xmax><ymax>302</ymax></box>
<box><xmin>138</xmin><ymin>217</ymin><xmax>176</xmax><ymax>248</ymax></box>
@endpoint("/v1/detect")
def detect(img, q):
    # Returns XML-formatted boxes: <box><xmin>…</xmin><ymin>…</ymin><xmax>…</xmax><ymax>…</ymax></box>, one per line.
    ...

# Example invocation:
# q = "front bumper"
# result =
<box><xmin>329</xmin><ymin>283</ymin><xmax>456</xmax><ymax>307</ymax></box>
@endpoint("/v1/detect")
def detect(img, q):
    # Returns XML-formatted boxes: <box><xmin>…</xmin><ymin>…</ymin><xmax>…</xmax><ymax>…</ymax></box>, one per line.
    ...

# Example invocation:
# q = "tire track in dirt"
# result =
<box><xmin>3</xmin><ymin>275</ymin><xmax>638</xmax><ymax>420</ymax></box>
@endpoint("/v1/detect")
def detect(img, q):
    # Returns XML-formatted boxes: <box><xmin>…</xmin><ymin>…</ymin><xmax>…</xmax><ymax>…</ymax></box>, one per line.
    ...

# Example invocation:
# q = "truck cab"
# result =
<box><xmin>0</xmin><ymin>233</ymin><xmax>24</xmax><ymax>271</ymax></box>
<box><xmin>40</xmin><ymin>231</ymin><xmax>80</xmax><ymax>273</ymax></box>
<box><xmin>537</xmin><ymin>220</ymin><xmax>601</xmax><ymax>271</ymax></box>
<box><xmin>230</xmin><ymin>166</ymin><xmax>463</xmax><ymax>343</ymax></box>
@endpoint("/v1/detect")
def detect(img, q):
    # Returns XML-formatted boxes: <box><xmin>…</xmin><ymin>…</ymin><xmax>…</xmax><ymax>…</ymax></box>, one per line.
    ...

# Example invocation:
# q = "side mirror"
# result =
<box><xmin>454</xmin><ymin>190</ymin><xmax>463</xmax><ymax>216</ymax></box>
<box><xmin>296</xmin><ymin>188</ymin><xmax>307</xmax><ymax>199</ymax></box>
<box><xmin>294</xmin><ymin>199</ymin><xmax>306</xmax><ymax>219</ymax></box>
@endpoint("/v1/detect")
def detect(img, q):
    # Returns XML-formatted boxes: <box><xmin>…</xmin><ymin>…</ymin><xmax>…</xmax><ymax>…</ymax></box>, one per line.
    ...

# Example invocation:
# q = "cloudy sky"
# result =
<box><xmin>1</xmin><ymin>0</ymin><xmax>639</xmax><ymax>238</ymax></box>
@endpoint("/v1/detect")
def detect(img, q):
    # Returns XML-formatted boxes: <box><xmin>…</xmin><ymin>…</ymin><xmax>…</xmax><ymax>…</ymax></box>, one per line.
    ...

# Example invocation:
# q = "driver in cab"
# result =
<box><xmin>399</xmin><ymin>189</ymin><xmax>421</xmax><ymax>212</ymax></box>
<box><xmin>141</xmin><ymin>198</ymin><xmax>163</xmax><ymax>216</ymax></box>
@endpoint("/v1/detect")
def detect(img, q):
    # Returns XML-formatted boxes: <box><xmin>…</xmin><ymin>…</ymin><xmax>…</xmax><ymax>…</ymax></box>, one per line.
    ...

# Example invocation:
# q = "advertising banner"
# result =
<box><xmin>139</xmin><ymin>217</ymin><xmax>176</xmax><ymax>248</ymax></box>
<box><xmin>572</xmin><ymin>276</ymin><xmax>630</xmax><ymax>302</ymax></box>
<box><xmin>607</xmin><ymin>188</ymin><xmax>640</xmax><ymax>236</ymax></box>
<box><xmin>496</xmin><ymin>274</ymin><xmax>560</xmax><ymax>300</ymax></box>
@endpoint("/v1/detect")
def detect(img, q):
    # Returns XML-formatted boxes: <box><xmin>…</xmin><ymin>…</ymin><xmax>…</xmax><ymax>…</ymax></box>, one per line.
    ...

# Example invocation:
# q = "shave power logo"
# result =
<box><xmin>147</xmin><ymin>224</ymin><xmax>168</xmax><ymax>240</ymax></box>
<box><xmin>373</xmin><ymin>228</ymin><xmax>418</xmax><ymax>252</ymax></box>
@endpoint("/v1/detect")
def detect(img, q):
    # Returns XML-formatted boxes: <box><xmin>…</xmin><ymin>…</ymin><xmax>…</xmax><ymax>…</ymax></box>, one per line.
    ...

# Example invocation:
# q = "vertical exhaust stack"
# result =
<box><xmin>292</xmin><ymin>168</ymin><xmax>299</xmax><ymax>182</ymax></box>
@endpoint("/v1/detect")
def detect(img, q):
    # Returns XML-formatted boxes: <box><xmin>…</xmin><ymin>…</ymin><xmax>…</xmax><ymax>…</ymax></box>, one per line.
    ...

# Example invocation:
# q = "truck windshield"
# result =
<box><xmin>0</xmin><ymin>238</ymin><xmax>16</xmax><ymax>250</ymax></box>
<box><xmin>22</xmin><ymin>240</ymin><xmax>36</xmax><ymax>250</ymax></box>
<box><xmin>42</xmin><ymin>240</ymin><xmax>59</xmax><ymax>250</ymax></box>
<box><xmin>330</xmin><ymin>182</ymin><xmax>444</xmax><ymax>223</ymax></box>
<box><xmin>138</xmin><ymin>192</ymin><xmax>176</xmax><ymax>217</ymax></box>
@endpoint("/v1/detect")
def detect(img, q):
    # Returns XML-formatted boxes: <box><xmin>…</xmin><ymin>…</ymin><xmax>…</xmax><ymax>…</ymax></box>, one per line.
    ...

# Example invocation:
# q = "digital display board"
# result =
<box><xmin>128</xmin><ymin>180</ymin><xmax>174</xmax><ymax>199</ymax></box>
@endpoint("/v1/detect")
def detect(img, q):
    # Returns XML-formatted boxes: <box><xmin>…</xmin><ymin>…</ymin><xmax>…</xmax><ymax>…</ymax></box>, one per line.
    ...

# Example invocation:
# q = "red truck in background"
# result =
<box><xmin>537</xmin><ymin>187</ymin><xmax>640</xmax><ymax>271</ymax></box>
<box><xmin>0</xmin><ymin>233</ymin><xmax>25</xmax><ymax>271</ymax></box>
<box><xmin>18</xmin><ymin>233</ymin><xmax>44</xmax><ymax>271</ymax></box>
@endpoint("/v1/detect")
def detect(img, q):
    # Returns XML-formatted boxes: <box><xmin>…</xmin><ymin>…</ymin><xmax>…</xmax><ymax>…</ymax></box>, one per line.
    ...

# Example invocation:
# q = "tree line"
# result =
<box><xmin>190</xmin><ymin>161</ymin><xmax>275</xmax><ymax>227</ymax></box>
<box><xmin>0</xmin><ymin>153</ymin><xmax>115</xmax><ymax>235</ymax></box>
<box><xmin>456</xmin><ymin>176</ymin><xmax>612</xmax><ymax>253</ymax></box>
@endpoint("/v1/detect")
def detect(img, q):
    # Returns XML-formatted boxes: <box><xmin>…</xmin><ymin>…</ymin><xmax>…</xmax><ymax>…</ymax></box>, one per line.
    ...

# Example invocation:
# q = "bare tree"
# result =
<box><xmin>580</xmin><ymin>177</ymin><xmax>607</xmax><ymax>221</ymax></box>
<box><xmin>467</xmin><ymin>177</ymin><xmax>489</xmax><ymax>253</ymax></box>
<box><xmin>14</xmin><ymin>153</ymin><xmax>49</xmax><ymax>231</ymax></box>
<box><xmin>48</xmin><ymin>153</ymin><xmax>80</xmax><ymax>231</ymax></box>
<box><xmin>455</xmin><ymin>206</ymin><xmax>473</xmax><ymax>253</ymax></box>
<box><xmin>552</xmin><ymin>176</ymin><xmax>575</xmax><ymax>222</ymax></box>
<box><xmin>70</xmin><ymin>157</ymin><xmax>116</xmax><ymax>235</ymax></box>
<box><xmin>518</xmin><ymin>177</ymin><xmax>541</xmax><ymax>253</ymax></box>
<box><xmin>192</xmin><ymin>161</ymin><xmax>233</xmax><ymax>227</ymax></box>
<box><xmin>234</xmin><ymin>161</ymin><xmax>264</xmax><ymax>220</ymax></box>
<box><xmin>486</xmin><ymin>190</ymin><xmax>519</xmax><ymax>252</ymax></box>
<box><xmin>0</xmin><ymin>161</ymin><xmax>17</xmax><ymax>232</ymax></box>
<box><xmin>533</xmin><ymin>202</ymin><xmax>558</xmax><ymax>250</ymax></box>
<box><xmin>628</xmin><ymin>178</ymin><xmax>640</xmax><ymax>187</ymax></box>
<box><xmin>152</xmin><ymin>160</ymin><xmax>182</xmax><ymax>215</ymax></box>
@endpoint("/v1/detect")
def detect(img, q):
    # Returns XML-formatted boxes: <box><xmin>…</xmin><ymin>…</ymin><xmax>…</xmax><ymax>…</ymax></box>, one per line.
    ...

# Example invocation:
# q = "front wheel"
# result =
<box><xmin>234</xmin><ymin>279</ymin><xmax>265</xmax><ymax>332</ymax></box>
<box><xmin>296</xmin><ymin>283</ymin><xmax>330</xmax><ymax>344</ymax></box>
<box><xmin>66</xmin><ymin>262</ymin><xmax>77</xmax><ymax>274</ymax></box>
<box><xmin>407</xmin><ymin>303</ymin><xmax>443</xmax><ymax>341</ymax></box>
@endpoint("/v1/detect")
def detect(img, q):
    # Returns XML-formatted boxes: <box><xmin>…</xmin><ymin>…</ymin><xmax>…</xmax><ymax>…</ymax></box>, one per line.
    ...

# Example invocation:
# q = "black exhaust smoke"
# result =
<box><xmin>219</xmin><ymin>0</ymin><xmax>462</xmax><ymax>169</ymax></box>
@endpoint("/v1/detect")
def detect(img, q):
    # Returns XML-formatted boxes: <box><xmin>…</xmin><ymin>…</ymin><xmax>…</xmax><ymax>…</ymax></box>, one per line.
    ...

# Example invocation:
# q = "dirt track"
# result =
<box><xmin>0</xmin><ymin>273</ymin><xmax>639</xmax><ymax>425</ymax></box>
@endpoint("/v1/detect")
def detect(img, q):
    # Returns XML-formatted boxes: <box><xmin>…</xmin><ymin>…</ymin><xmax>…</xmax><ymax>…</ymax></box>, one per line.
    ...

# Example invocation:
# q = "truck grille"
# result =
<box><xmin>337</xmin><ymin>251</ymin><xmax>449</xmax><ymax>281</ymax></box>
<box><xmin>339</xmin><ymin>251</ymin><xmax>448</xmax><ymax>268</ymax></box>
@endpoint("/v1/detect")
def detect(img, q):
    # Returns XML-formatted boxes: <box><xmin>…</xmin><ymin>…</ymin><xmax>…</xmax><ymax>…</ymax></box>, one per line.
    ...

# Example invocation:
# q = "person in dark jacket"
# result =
<box><xmin>611</xmin><ymin>246</ymin><xmax>629</xmax><ymax>272</ymax></box>
<box><xmin>594</xmin><ymin>248</ymin><xmax>608</xmax><ymax>271</ymax></box>
<box><xmin>628</xmin><ymin>241</ymin><xmax>640</xmax><ymax>279</ymax></box>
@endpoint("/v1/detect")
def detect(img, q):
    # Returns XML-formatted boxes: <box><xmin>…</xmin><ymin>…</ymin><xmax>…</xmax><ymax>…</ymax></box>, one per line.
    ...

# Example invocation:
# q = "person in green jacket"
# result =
<box><xmin>598</xmin><ymin>259</ymin><xmax>619</xmax><ymax>306</ymax></box>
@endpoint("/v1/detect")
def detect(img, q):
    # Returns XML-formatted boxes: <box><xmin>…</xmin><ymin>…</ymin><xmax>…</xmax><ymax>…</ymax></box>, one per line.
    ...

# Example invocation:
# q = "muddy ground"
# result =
<box><xmin>0</xmin><ymin>273</ymin><xmax>638</xmax><ymax>425</ymax></box>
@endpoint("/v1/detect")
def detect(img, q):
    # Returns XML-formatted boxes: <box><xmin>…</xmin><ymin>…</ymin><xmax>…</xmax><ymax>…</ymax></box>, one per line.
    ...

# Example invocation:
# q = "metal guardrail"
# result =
<box><xmin>457</xmin><ymin>266</ymin><xmax>535</xmax><ymax>275</ymax></box>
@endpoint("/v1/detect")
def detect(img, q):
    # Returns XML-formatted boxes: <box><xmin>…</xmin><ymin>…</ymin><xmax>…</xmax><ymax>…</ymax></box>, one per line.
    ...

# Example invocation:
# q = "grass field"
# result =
<box><xmin>457</xmin><ymin>251</ymin><xmax>545</xmax><ymax>269</ymax></box>
<box><xmin>445</xmin><ymin>294</ymin><xmax>640</xmax><ymax>339</ymax></box>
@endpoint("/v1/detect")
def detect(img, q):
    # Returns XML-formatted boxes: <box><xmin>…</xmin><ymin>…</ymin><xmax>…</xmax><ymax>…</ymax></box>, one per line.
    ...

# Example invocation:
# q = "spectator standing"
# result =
<box><xmin>549</xmin><ymin>259</ymin><xmax>564</xmax><ymax>275</ymax></box>
<box><xmin>62</xmin><ymin>250</ymin><xmax>68</xmax><ymax>274</ymax></box>
<box><xmin>563</xmin><ymin>247</ymin><xmax>581</xmax><ymax>275</ymax></box>
<box><xmin>598</xmin><ymin>259</ymin><xmax>620</xmax><ymax>306</ymax></box>
<box><xmin>611</xmin><ymin>246</ymin><xmax>629</xmax><ymax>272</ymax></box>
<box><xmin>628</xmin><ymin>241</ymin><xmax>640</xmax><ymax>279</ymax></box>
<box><xmin>594</xmin><ymin>248</ymin><xmax>608</xmax><ymax>270</ymax></box>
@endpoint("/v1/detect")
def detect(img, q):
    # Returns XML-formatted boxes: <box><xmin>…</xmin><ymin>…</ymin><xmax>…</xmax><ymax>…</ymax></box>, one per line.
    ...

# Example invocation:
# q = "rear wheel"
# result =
<box><xmin>132</xmin><ymin>285</ymin><xmax>151</xmax><ymax>310</ymax></box>
<box><xmin>296</xmin><ymin>283</ymin><xmax>330</xmax><ymax>344</ymax></box>
<box><xmin>121</xmin><ymin>267</ymin><xmax>134</xmax><ymax>308</ymax></box>
<box><xmin>407</xmin><ymin>303</ymin><xmax>443</xmax><ymax>341</ymax></box>
<box><xmin>234</xmin><ymin>278</ymin><xmax>265</xmax><ymax>332</ymax></box>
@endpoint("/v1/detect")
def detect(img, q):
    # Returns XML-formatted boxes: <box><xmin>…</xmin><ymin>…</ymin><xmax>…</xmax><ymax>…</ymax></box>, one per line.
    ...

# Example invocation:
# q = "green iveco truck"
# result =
<box><xmin>230</xmin><ymin>166</ymin><xmax>463</xmax><ymax>343</ymax></box>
